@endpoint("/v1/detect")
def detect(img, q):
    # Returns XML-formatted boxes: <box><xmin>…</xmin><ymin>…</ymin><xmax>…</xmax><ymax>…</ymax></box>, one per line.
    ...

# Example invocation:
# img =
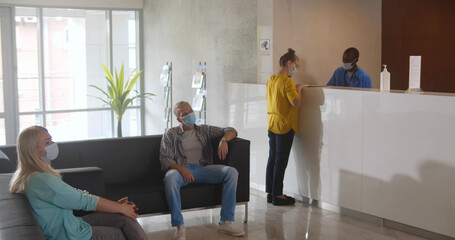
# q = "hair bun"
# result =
<box><xmin>279</xmin><ymin>48</ymin><xmax>298</xmax><ymax>67</ymax></box>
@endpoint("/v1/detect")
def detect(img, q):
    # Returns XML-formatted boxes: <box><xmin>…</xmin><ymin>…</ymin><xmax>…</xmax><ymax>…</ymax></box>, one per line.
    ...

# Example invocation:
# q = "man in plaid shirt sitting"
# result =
<box><xmin>159</xmin><ymin>101</ymin><xmax>246</xmax><ymax>240</ymax></box>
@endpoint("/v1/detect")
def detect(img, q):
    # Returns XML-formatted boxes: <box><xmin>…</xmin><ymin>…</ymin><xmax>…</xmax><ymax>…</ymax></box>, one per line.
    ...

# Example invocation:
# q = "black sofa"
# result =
<box><xmin>0</xmin><ymin>167</ymin><xmax>102</xmax><ymax>240</ymax></box>
<box><xmin>0</xmin><ymin>135</ymin><xmax>250</xmax><ymax>239</ymax></box>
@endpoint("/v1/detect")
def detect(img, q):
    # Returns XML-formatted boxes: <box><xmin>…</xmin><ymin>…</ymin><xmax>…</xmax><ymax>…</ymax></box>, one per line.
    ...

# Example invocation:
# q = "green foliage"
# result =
<box><xmin>90</xmin><ymin>63</ymin><xmax>154</xmax><ymax>136</ymax></box>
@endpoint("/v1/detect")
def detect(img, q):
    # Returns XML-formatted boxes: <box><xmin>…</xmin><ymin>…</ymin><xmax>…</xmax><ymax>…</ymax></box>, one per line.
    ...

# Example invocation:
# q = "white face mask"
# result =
<box><xmin>342</xmin><ymin>58</ymin><xmax>357</xmax><ymax>71</ymax></box>
<box><xmin>289</xmin><ymin>68</ymin><xmax>298</xmax><ymax>76</ymax></box>
<box><xmin>342</xmin><ymin>62</ymin><xmax>354</xmax><ymax>71</ymax></box>
<box><xmin>41</xmin><ymin>143</ymin><xmax>59</xmax><ymax>162</ymax></box>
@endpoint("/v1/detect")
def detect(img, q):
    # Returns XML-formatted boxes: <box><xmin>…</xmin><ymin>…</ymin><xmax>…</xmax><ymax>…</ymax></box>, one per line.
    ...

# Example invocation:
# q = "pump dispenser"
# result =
<box><xmin>380</xmin><ymin>65</ymin><xmax>390</xmax><ymax>91</ymax></box>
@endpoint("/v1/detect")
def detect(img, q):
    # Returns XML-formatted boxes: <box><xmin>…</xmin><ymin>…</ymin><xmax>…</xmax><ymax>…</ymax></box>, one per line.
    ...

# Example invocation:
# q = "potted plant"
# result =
<box><xmin>90</xmin><ymin>63</ymin><xmax>154</xmax><ymax>137</ymax></box>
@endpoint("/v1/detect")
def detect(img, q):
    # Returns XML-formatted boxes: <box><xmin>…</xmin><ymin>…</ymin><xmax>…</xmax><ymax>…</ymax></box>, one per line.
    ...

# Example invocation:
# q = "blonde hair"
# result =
<box><xmin>173</xmin><ymin>101</ymin><xmax>190</xmax><ymax>117</ymax></box>
<box><xmin>10</xmin><ymin>126</ymin><xmax>61</xmax><ymax>193</ymax></box>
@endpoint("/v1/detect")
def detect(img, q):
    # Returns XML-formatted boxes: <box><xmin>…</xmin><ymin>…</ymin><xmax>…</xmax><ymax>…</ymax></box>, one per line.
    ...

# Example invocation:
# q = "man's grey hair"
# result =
<box><xmin>173</xmin><ymin>101</ymin><xmax>190</xmax><ymax>117</ymax></box>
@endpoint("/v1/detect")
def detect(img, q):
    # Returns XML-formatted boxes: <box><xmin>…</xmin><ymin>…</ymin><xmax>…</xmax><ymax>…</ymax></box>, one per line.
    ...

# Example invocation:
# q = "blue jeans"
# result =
<box><xmin>164</xmin><ymin>164</ymin><xmax>239</xmax><ymax>227</ymax></box>
<box><xmin>266</xmin><ymin>129</ymin><xmax>294</xmax><ymax>196</ymax></box>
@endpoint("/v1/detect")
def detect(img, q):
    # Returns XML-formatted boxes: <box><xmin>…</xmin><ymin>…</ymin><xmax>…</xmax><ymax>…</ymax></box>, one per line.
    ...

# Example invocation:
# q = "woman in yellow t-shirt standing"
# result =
<box><xmin>266</xmin><ymin>48</ymin><xmax>303</xmax><ymax>206</ymax></box>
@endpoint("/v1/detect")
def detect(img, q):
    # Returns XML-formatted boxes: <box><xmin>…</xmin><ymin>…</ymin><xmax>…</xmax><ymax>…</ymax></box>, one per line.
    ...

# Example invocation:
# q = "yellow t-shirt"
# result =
<box><xmin>266</xmin><ymin>74</ymin><xmax>300</xmax><ymax>134</ymax></box>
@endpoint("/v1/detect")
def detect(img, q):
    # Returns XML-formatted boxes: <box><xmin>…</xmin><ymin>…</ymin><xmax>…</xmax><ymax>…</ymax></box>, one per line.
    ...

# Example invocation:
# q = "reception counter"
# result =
<box><xmin>228</xmin><ymin>83</ymin><xmax>455</xmax><ymax>238</ymax></box>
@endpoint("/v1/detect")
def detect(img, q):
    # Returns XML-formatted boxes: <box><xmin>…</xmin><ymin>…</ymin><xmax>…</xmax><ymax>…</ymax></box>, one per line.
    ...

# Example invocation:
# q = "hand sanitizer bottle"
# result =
<box><xmin>380</xmin><ymin>65</ymin><xmax>390</xmax><ymax>91</ymax></box>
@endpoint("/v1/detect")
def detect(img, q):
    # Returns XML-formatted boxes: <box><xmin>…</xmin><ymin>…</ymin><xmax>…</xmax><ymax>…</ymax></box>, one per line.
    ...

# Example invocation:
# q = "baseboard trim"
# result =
<box><xmin>384</xmin><ymin>219</ymin><xmax>454</xmax><ymax>240</ymax></box>
<box><xmin>319</xmin><ymin>201</ymin><xmax>384</xmax><ymax>226</ymax></box>
<box><xmin>284</xmin><ymin>191</ymin><xmax>455</xmax><ymax>240</ymax></box>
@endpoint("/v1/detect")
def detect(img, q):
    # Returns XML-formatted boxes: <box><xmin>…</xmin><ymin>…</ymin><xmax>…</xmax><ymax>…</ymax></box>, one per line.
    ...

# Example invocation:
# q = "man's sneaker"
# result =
<box><xmin>219</xmin><ymin>221</ymin><xmax>246</xmax><ymax>237</ymax></box>
<box><xmin>174</xmin><ymin>225</ymin><xmax>186</xmax><ymax>240</ymax></box>
<box><xmin>267</xmin><ymin>193</ymin><xmax>272</xmax><ymax>203</ymax></box>
<box><xmin>272</xmin><ymin>195</ymin><xmax>295</xmax><ymax>206</ymax></box>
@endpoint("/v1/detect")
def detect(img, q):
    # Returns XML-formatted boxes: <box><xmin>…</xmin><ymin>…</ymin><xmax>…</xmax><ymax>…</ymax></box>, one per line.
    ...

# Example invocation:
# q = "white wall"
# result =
<box><xmin>143</xmin><ymin>0</ymin><xmax>257</xmax><ymax>134</ymax></box>
<box><xmin>273</xmin><ymin>0</ymin><xmax>382</xmax><ymax>88</ymax></box>
<box><xmin>257</xmin><ymin>0</ymin><xmax>274</xmax><ymax>84</ymax></box>
<box><xmin>228</xmin><ymin>83</ymin><xmax>269</xmax><ymax>191</ymax></box>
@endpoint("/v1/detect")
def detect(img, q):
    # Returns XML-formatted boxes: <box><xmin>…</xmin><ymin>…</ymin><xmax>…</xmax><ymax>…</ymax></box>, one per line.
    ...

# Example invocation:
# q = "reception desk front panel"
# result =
<box><xmin>228</xmin><ymin>83</ymin><xmax>455</xmax><ymax>238</ymax></box>
<box><xmin>362</xmin><ymin>92</ymin><xmax>455</xmax><ymax>237</ymax></box>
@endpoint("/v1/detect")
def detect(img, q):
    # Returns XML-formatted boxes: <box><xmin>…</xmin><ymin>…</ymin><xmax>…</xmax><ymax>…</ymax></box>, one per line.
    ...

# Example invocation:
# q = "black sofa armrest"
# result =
<box><xmin>59</xmin><ymin>167</ymin><xmax>106</xmax><ymax>198</ymax></box>
<box><xmin>212</xmin><ymin>137</ymin><xmax>250</xmax><ymax>202</ymax></box>
<box><xmin>0</xmin><ymin>145</ymin><xmax>18</xmax><ymax>173</ymax></box>
<box><xmin>0</xmin><ymin>158</ymin><xmax>13</xmax><ymax>173</ymax></box>
<box><xmin>0</xmin><ymin>173</ymin><xmax>46</xmax><ymax>240</ymax></box>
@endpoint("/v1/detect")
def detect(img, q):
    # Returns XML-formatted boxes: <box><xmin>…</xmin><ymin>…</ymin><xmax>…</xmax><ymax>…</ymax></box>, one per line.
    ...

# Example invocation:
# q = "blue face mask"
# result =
<box><xmin>289</xmin><ymin>68</ymin><xmax>298</xmax><ymax>76</ymax></box>
<box><xmin>183</xmin><ymin>112</ymin><xmax>196</xmax><ymax>126</ymax></box>
<box><xmin>41</xmin><ymin>143</ymin><xmax>59</xmax><ymax>162</ymax></box>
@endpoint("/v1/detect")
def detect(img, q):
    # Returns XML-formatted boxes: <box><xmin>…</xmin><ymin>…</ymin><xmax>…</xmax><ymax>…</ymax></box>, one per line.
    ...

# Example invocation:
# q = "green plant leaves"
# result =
<box><xmin>89</xmin><ymin>63</ymin><xmax>155</xmax><ymax>123</ymax></box>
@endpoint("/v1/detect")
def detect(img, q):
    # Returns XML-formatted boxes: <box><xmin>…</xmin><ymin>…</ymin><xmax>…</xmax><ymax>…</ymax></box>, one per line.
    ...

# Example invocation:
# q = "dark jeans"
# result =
<box><xmin>266</xmin><ymin>129</ymin><xmax>294</xmax><ymax>196</ymax></box>
<box><xmin>82</xmin><ymin>212</ymin><xmax>148</xmax><ymax>240</ymax></box>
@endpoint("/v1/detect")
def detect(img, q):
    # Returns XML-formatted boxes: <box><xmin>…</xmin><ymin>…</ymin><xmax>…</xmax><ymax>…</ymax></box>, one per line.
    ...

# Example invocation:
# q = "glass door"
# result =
<box><xmin>0</xmin><ymin>8</ymin><xmax>17</xmax><ymax>145</ymax></box>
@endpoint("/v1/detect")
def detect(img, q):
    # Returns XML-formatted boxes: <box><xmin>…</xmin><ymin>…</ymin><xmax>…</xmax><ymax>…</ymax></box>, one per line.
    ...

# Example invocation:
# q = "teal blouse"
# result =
<box><xmin>24</xmin><ymin>173</ymin><xmax>99</xmax><ymax>240</ymax></box>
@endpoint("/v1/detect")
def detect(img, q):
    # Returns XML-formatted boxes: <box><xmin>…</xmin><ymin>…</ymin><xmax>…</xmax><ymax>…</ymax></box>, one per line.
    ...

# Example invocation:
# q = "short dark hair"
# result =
<box><xmin>344</xmin><ymin>47</ymin><xmax>359</xmax><ymax>59</ymax></box>
<box><xmin>279</xmin><ymin>48</ymin><xmax>299</xmax><ymax>67</ymax></box>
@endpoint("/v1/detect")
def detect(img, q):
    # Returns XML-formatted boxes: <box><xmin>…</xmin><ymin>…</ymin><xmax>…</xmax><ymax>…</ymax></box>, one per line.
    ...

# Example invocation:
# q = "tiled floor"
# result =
<box><xmin>138</xmin><ymin>189</ymin><xmax>426</xmax><ymax>240</ymax></box>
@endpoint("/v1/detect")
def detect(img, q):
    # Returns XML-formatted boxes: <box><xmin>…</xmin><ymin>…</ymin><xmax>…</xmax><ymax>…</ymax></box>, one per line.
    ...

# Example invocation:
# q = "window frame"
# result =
<box><xmin>2</xmin><ymin>6</ymin><xmax>144</xmax><ymax>144</ymax></box>
<box><xmin>0</xmin><ymin>7</ymin><xmax>19</xmax><ymax>145</ymax></box>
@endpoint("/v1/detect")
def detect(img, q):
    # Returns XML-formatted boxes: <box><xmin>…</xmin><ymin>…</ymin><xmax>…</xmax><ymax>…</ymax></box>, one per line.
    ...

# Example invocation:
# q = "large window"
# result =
<box><xmin>7</xmin><ymin>7</ymin><xmax>143</xmax><ymax>143</ymax></box>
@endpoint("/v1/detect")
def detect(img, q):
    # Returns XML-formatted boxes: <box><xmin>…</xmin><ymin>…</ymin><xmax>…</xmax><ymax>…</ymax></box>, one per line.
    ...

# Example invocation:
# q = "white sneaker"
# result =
<box><xmin>219</xmin><ymin>221</ymin><xmax>246</xmax><ymax>237</ymax></box>
<box><xmin>174</xmin><ymin>225</ymin><xmax>186</xmax><ymax>240</ymax></box>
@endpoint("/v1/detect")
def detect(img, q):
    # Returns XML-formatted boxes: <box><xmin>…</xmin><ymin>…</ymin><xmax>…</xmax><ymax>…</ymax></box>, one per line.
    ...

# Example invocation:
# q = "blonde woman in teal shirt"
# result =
<box><xmin>10</xmin><ymin>126</ymin><xmax>148</xmax><ymax>240</ymax></box>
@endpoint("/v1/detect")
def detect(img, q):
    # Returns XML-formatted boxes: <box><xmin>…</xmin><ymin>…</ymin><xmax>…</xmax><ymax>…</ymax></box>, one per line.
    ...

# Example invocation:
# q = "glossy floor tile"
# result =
<box><xmin>138</xmin><ymin>189</ymin><xmax>426</xmax><ymax>240</ymax></box>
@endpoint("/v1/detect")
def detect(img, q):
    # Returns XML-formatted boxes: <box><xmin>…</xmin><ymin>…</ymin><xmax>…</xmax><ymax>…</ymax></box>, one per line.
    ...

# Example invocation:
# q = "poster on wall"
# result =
<box><xmin>259</xmin><ymin>39</ymin><xmax>270</xmax><ymax>56</ymax></box>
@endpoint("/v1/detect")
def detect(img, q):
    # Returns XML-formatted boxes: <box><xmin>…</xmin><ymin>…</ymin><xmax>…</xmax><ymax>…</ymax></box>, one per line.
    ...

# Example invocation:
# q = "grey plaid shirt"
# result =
<box><xmin>159</xmin><ymin>124</ymin><xmax>237</xmax><ymax>172</ymax></box>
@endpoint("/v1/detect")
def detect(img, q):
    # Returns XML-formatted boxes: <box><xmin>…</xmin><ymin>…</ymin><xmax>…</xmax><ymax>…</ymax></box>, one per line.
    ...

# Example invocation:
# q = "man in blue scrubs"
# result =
<box><xmin>327</xmin><ymin>47</ymin><xmax>372</xmax><ymax>88</ymax></box>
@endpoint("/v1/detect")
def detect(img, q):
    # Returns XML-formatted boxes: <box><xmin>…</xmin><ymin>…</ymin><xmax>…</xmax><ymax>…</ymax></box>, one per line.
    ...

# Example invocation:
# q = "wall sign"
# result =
<box><xmin>259</xmin><ymin>39</ymin><xmax>270</xmax><ymax>56</ymax></box>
